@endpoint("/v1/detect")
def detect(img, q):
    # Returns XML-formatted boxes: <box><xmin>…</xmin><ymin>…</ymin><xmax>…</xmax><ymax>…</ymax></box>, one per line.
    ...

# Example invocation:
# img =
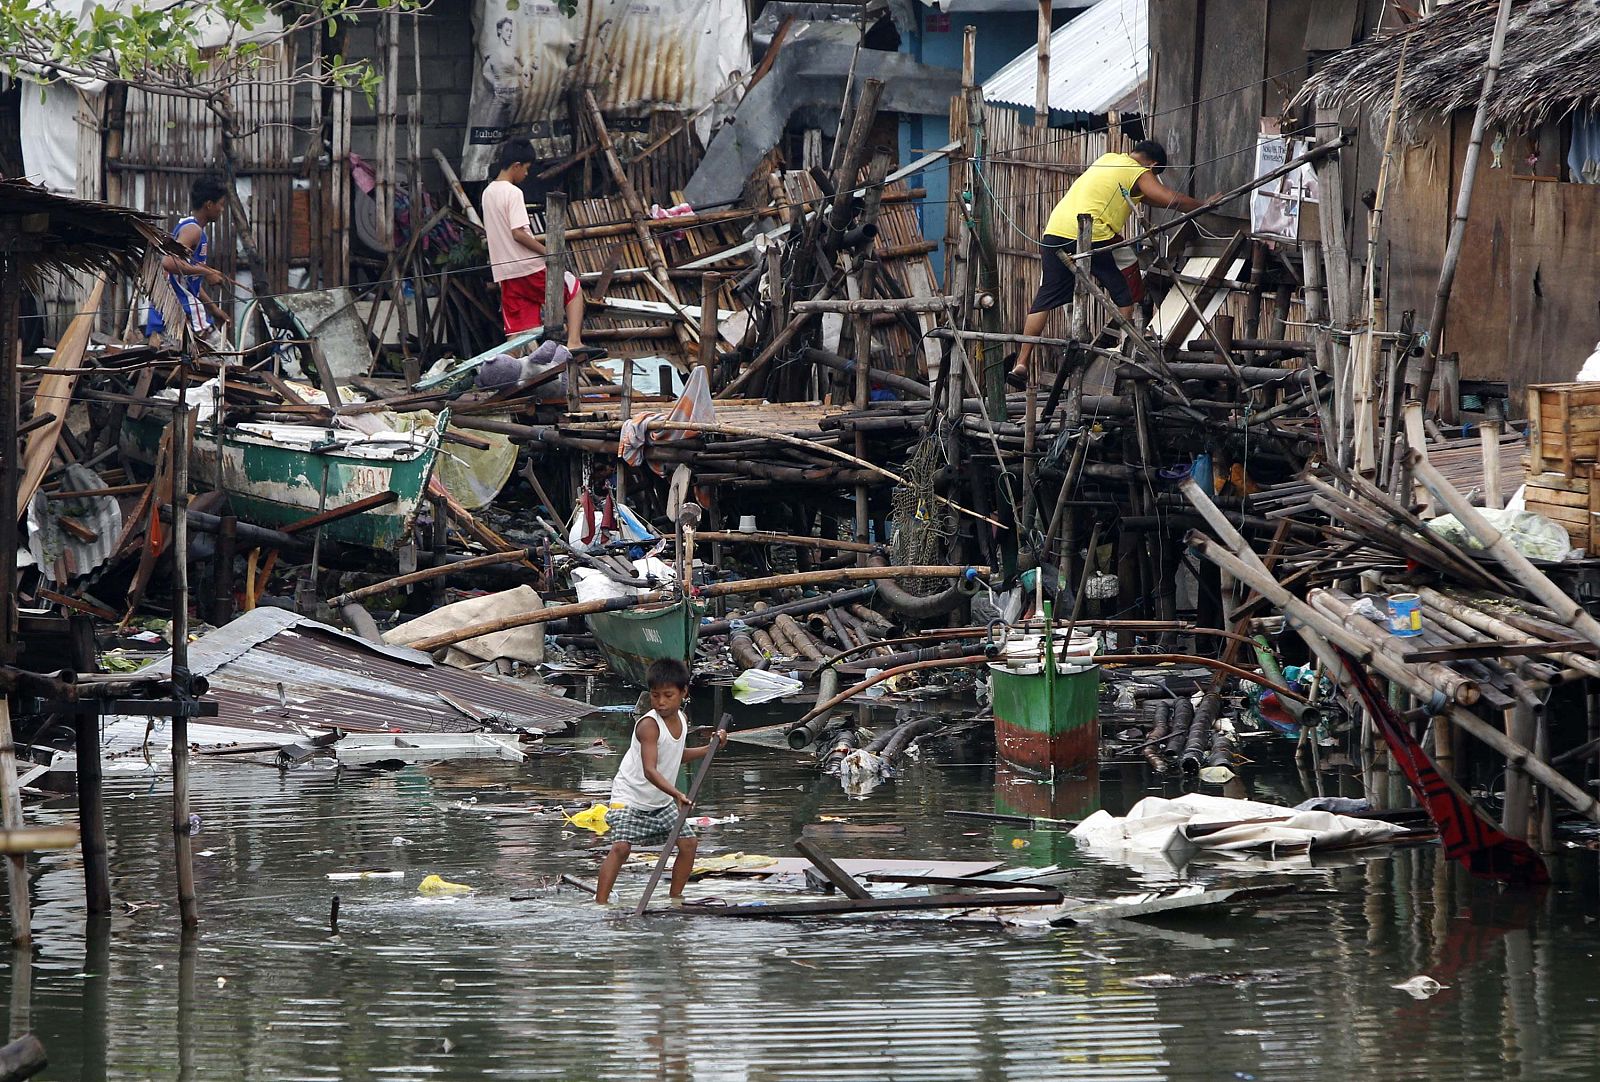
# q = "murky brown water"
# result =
<box><xmin>13</xmin><ymin>683</ymin><xmax>1600</xmax><ymax>1080</ymax></box>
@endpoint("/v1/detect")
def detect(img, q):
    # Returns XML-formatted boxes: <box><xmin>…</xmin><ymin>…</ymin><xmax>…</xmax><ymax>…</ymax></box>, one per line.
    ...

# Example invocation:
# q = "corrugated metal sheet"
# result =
<box><xmin>982</xmin><ymin>0</ymin><xmax>1147</xmax><ymax>114</ymax></box>
<box><xmin>137</xmin><ymin>608</ymin><xmax>591</xmax><ymax>739</ymax></box>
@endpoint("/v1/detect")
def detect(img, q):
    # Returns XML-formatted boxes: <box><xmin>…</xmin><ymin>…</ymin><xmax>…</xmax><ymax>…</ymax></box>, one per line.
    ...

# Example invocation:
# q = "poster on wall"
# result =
<box><xmin>1250</xmin><ymin>124</ymin><xmax>1319</xmax><ymax>243</ymax></box>
<box><xmin>463</xmin><ymin>0</ymin><xmax>748</xmax><ymax>179</ymax></box>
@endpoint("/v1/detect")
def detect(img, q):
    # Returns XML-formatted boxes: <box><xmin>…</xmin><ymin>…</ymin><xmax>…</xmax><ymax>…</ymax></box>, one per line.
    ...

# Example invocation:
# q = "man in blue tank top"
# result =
<box><xmin>146</xmin><ymin>175</ymin><xmax>231</xmax><ymax>346</ymax></box>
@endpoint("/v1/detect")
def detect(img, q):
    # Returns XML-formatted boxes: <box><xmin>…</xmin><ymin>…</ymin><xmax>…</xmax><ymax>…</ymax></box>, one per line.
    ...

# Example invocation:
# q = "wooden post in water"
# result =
<box><xmin>69</xmin><ymin>615</ymin><xmax>110</xmax><ymax>916</ymax></box>
<box><xmin>170</xmin><ymin>377</ymin><xmax>199</xmax><ymax>928</ymax></box>
<box><xmin>0</xmin><ymin>259</ymin><xmax>26</xmax><ymax>946</ymax></box>
<box><xmin>1502</xmin><ymin>702</ymin><xmax>1535</xmax><ymax>843</ymax></box>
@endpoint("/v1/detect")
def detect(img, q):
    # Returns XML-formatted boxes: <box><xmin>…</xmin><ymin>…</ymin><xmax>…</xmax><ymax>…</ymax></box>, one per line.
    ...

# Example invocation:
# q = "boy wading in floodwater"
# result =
<box><xmin>594</xmin><ymin>658</ymin><xmax>727</xmax><ymax>905</ymax></box>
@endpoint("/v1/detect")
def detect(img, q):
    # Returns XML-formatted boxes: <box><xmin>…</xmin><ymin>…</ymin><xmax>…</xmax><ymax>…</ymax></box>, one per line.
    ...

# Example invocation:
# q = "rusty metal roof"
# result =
<box><xmin>145</xmin><ymin>608</ymin><xmax>591</xmax><ymax>738</ymax></box>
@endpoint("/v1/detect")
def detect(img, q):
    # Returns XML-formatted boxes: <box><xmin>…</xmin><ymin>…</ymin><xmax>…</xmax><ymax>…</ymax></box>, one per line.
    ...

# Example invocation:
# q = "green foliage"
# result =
<box><xmin>0</xmin><ymin>0</ymin><xmax>421</xmax><ymax>97</ymax></box>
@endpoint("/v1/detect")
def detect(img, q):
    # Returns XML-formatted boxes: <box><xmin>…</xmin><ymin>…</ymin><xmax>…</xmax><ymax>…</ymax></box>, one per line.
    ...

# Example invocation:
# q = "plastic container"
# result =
<box><xmin>1387</xmin><ymin>593</ymin><xmax>1422</xmax><ymax>637</ymax></box>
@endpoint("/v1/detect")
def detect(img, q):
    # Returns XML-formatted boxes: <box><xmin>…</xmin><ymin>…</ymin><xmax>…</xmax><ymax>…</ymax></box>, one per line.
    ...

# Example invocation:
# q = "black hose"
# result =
<box><xmin>1144</xmin><ymin>700</ymin><xmax>1171</xmax><ymax>774</ymax></box>
<box><xmin>1182</xmin><ymin>690</ymin><xmax>1222</xmax><ymax>773</ymax></box>
<box><xmin>1166</xmin><ymin>697</ymin><xmax>1193</xmax><ymax>759</ymax></box>
<box><xmin>869</xmin><ymin>556</ymin><xmax>977</xmax><ymax>620</ymax></box>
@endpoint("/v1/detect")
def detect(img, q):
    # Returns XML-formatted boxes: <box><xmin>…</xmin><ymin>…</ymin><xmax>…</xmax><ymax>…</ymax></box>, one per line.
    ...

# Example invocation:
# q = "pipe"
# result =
<box><xmin>700</xmin><ymin>586</ymin><xmax>877</xmax><ymax>636</ymax></box>
<box><xmin>339</xmin><ymin>603</ymin><xmax>383</xmax><ymax>644</ymax></box>
<box><xmin>790</xmin><ymin>654</ymin><xmax>989</xmax><ymax>731</ymax></box>
<box><xmin>868</xmin><ymin>556</ymin><xmax>977</xmax><ymax>620</ymax></box>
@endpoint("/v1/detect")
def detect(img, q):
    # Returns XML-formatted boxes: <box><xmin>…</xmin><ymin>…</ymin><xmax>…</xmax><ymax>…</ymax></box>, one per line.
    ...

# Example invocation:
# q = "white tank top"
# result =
<box><xmin>611</xmin><ymin>709</ymin><xmax>688</xmax><ymax>809</ymax></box>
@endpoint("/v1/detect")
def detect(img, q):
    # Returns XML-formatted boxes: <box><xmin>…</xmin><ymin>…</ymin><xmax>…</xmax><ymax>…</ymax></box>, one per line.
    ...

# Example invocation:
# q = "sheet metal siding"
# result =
<box><xmin>982</xmin><ymin>0</ymin><xmax>1146</xmax><ymax>114</ymax></box>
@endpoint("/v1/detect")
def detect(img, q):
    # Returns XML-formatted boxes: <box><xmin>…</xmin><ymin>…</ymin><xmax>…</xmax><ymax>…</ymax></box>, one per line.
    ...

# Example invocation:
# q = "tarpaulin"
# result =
<box><xmin>461</xmin><ymin>0</ymin><xmax>748</xmax><ymax>179</ymax></box>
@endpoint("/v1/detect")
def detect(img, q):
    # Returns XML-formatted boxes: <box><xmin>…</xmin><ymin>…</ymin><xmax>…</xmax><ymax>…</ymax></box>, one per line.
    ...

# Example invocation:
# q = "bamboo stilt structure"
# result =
<box><xmin>1416</xmin><ymin>0</ymin><xmax>1516</xmax><ymax>406</ymax></box>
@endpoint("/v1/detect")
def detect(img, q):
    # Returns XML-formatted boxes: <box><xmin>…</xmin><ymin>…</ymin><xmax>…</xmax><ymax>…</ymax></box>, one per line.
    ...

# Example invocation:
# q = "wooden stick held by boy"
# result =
<box><xmin>592</xmin><ymin>658</ymin><xmax>728</xmax><ymax>906</ymax></box>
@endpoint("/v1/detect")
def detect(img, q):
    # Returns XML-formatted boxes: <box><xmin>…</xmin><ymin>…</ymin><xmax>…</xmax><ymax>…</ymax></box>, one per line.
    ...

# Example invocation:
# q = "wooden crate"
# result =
<box><xmin>1527</xmin><ymin>382</ymin><xmax>1600</xmax><ymax>475</ymax></box>
<box><xmin>1524</xmin><ymin>465</ymin><xmax>1600</xmax><ymax>553</ymax></box>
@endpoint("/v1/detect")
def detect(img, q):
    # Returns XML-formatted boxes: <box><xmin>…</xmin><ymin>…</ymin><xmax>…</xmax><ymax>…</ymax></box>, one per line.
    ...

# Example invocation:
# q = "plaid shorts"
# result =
<box><xmin>607</xmin><ymin>803</ymin><xmax>694</xmax><ymax>846</ymax></box>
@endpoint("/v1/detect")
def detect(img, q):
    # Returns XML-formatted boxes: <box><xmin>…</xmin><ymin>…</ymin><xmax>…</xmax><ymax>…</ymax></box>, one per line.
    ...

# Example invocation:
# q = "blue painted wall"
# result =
<box><xmin>899</xmin><ymin>8</ymin><xmax>1053</xmax><ymax>283</ymax></box>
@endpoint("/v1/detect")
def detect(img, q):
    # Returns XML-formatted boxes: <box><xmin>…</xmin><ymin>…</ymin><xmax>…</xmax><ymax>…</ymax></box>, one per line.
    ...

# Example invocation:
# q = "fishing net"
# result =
<box><xmin>889</xmin><ymin>430</ymin><xmax>957</xmax><ymax>594</ymax></box>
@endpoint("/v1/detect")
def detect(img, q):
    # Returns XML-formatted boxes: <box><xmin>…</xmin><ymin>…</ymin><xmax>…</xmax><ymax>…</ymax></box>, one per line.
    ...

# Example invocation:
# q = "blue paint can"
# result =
<box><xmin>1387</xmin><ymin>593</ymin><xmax>1423</xmax><ymax>637</ymax></box>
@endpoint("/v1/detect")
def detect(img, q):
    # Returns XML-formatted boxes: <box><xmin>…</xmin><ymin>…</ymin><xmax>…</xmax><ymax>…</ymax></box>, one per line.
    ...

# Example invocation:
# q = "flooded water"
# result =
<box><xmin>15</xmin><ymin>683</ymin><xmax>1600</xmax><ymax>1080</ymax></box>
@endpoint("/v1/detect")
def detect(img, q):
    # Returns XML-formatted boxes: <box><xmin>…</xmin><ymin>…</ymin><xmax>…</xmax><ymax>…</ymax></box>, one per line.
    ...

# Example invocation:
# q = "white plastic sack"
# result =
<box><xmin>1426</xmin><ymin>508</ymin><xmax>1573</xmax><ymax>561</ymax></box>
<box><xmin>731</xmin><ymin>668</ymin><xmax>803</xmax><ymax>704</ymax></box>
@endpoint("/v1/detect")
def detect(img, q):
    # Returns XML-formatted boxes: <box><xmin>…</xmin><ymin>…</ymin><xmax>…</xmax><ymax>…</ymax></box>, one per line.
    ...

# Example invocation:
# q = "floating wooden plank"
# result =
<box><xmin>793</xmin><ymin>839</ymin><xmax>873</xmax><ymax>899</ymax></box>
<box><xmin>677</xmin><ymin>888</ymin><xmax>1063</xmax><ymax>919</ymax></box>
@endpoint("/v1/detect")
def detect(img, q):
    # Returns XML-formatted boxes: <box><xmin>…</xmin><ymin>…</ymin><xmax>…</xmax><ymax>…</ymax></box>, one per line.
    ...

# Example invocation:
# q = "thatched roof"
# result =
<box><xmin>1295</xmin><ymin>0</ymin><xmax>1600</xmax><ymax>133</ymax></box>
<box><xmin>0</xmin><ymin>178</ymin><xmax>175</xmax><ymax>288</ymax></box>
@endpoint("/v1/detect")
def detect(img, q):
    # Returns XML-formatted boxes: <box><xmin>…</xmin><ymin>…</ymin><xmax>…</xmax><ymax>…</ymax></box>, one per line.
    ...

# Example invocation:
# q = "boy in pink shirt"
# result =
<box><xmin>481</xmin><ymin>138</ymin><xmax>585</xmax><ymax>343</ymax></box>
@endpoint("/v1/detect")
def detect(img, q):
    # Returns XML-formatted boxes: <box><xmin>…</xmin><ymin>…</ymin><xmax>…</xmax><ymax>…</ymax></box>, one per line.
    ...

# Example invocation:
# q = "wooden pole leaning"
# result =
<box><xmin>1407</xmin><ymin>449</ymin><xmax>1600</xmax><ymax>652</ymax></box>
<box><xmin>634</xmin><ymin>713</ymin><xmax>732</xmax><ymax>916</ymax></box>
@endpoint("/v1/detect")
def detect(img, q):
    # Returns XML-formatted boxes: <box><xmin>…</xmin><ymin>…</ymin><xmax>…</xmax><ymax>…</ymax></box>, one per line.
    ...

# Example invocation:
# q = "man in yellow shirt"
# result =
<box><xmin>1009</xmin><ymin>140</ymin><xmax>1209</xmax><ymax>384</ymax></box>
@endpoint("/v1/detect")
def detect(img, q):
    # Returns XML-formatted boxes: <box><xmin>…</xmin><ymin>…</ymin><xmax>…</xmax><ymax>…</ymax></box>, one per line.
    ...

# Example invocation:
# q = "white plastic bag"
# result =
<box><xmin>731</xmin><ymin>667</ymin><xmax>803</xmax><ymax>704</ymax></box>
<box><xmin>1426</xmin><ymin>508</ymin><xmax>1573</xmax><ymax>561</ymax></box>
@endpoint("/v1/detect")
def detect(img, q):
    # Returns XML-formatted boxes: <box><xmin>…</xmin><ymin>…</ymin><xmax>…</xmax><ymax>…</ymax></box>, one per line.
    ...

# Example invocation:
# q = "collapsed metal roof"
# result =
<box><xmin>136</xmin><ymin>607</ymin><xmax>592</xmax><ymax>741</ymax></box>
<box><xmin>982</xmin><ymin>0</ymin><xmax>1147</xmax><ymax>116</ymax></box>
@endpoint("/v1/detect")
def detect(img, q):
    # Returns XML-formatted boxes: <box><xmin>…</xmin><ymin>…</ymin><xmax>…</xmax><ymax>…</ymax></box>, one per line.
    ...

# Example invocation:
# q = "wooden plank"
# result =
<box><xmin>18</xmin><ymin>277</ymin><xmax>106</xmax><ymax>516</ymax></box>
<box><xmin>1446</xmin><ymin>110</ymin><xmax>1518</xmax><ymax>394</ymax></box>
<box><xmin>1385</xmin><ymin>131</ymin><xmax>1454</xmax><ymax>351</ymax></box>
<box><xmin>1148</xmin><ymin>0</ymin><xmax>1200</xmax><ymax>193</ymax></box>
<box><xmin>794</xmin><ymin>839</ymin><xmax>873</xmax><ymax>900</ymax></box>
<box><xmin>1265</xmin><ymin>0</ymin><xmax>1316</xmax><ymax>116</ymax></box>
<box><xmin>1303</xmin><ymin>0</ymin><xmax>1361</xmax><ymax>51</ymax></box>
<box><xmin>1194</xmin><ymin>0</ymin><xmax>1267</xmax><ymax>200</ymax></box>
<box><xmin>677</xmin><ymin>889</ymin><xmax>1063</xmax><ymax>919</ymax></box>
<box><xmin>1509</xmin><ymin>176</ymin><xmax>1600</xmax><ymax>400</ymax></box>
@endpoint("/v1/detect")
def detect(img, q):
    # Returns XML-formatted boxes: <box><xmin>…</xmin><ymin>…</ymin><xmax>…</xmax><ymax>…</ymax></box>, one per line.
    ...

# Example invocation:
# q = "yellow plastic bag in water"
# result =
<box><xmin>418</xmin><ymin>874</ymin><xmax>474</xmax><ymax>895</ymax></box>
<box><xmin>566</xmin><ymin>802</ymin><xmax>615</xmax><ymax>835</ymax></box>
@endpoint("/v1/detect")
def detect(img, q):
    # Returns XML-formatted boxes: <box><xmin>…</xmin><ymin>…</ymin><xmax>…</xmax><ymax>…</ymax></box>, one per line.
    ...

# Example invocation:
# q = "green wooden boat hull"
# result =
<box><xmin>123</xmin><ymin>414</ymin><xmax>443</xmax><ymax>549</ymax></box>
<box><xmin>586</xmin><ymin>598</ymin><xmax>704</xmax><ymax>686</ymax></box>
<box><xmin>989</xmin><ymin>605</ymin><xmax>1101</xmax><ymax>782</ymax></box>
<box><xmin>990</xmin><ymin>662</ymin><xmax>1101</xmax><ymax>781</ymax></box>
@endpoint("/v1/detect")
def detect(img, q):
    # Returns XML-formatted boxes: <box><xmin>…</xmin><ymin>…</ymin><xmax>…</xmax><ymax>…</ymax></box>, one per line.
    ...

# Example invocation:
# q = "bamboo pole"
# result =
<box><xmin>1416</xmin><ymin>0</ymin><xmax>1515</xmax><ymax>405</ymax></box>
<box><xmin>1415</xmin><ymin>587</ymin><xmax>1600</xmax><ymax>681</ymax></box>
<box><xmin>634</xmin><ymin>713</ymin><xmax>731</xmax><ymax>917</ymax></box>
<box><xmin>702</xmin><ymin>565</ymin><xmax>982</xmax><ymax>599</ymax></box>
<box><xmin>407</xmin><ymin>566</ymin><xmax>981</xmax><ymax>651</ymax></box>
<box><xmin>583</xmin><ymin>419</ymin><xmax>1002</xmax><ymax>528</ymax></box>
<box><xmin>1307</xmin><ymin>590</ymin><xmax>1479</xmax><ymax>705</ymax></box>
<box><xmin>579</xmin><ymin>89</ymin><xmax>697</xmax><ymax>356</ymax></box>
<box><xmin>1181</xmin><ymin>482</ymin><xmax>1600</xmax><ymax>823</ymax></box>
<box><xmin>1481</xmin><ymin>418</ymin><xmax>1504</xmax><ymax>510</ymax></box>
<box><xmin>432</xmin><ymin>148</ymin><xmax>482</xmax><ymax>228</ymax></box>
<box><xmin>326</xmin><ymin>548</ymin><xmax>536</xmax><ymax>607</ymax></box>
<box><xmin>1356</xmin><ymin>39</ymin><xmax>1410</xmax><ymax>473</ymax></box>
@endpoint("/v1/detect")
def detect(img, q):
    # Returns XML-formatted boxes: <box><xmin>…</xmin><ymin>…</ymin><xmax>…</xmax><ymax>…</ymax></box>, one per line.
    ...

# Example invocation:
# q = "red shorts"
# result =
<box><xmin>500</xmin><ymin>270</ymin><xmax>580</xmax><ymax>335</ymax></box>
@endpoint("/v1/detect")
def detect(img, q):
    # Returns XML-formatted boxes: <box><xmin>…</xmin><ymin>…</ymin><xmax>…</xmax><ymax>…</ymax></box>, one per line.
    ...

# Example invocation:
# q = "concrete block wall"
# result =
<box><xmin>345</xmin><ymin>0</ymin><xmax>479</xmax><ymax>190</ymax></box>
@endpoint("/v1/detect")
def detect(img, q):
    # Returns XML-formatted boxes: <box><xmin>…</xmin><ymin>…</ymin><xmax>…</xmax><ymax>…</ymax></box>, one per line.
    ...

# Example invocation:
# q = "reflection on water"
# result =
<box><xmin>8</xmin><ymin>690</ymin><xmax>1600</xmax><ymax>1080</ymax></box>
